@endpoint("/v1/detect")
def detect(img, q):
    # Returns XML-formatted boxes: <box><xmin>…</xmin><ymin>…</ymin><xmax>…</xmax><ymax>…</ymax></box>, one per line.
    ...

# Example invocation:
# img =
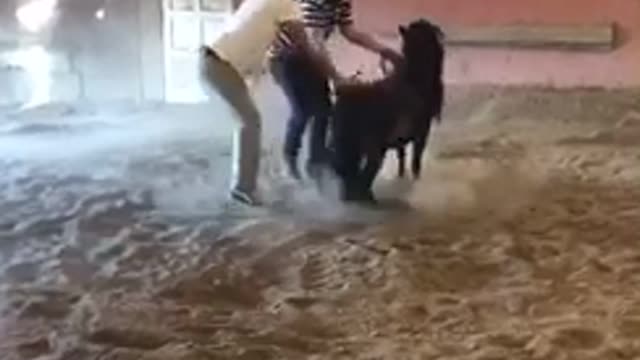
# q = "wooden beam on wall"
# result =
<box><xmin>446</xmin><ymin>23</ymin><xmax>616</xmax><ymax>50</ymax></box>
<box><xmin>383</xmin><ymin>23</ymin><xmax>616</xmax><ymax>51</ymax></box>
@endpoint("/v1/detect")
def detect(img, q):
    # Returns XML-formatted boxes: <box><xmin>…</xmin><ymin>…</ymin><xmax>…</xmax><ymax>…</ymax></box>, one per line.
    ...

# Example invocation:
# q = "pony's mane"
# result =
<box><xmin>401</xmin><ymin>18</ymin><xmax>445</xmax><ymax>121</ymax></box>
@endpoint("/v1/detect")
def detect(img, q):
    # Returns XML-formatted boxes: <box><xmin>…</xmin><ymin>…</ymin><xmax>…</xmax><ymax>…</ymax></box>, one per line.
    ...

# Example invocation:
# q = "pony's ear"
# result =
<box><xmin>398</xmin><ymin>25</ymin><xmax>407</xmax><ymax>37</ymax></box>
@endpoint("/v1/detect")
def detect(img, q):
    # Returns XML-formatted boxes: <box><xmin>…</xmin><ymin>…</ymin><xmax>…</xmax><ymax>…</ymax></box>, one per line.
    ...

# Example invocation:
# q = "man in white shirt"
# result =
<box><xmin>199</xmin><ymin>0</ymin><xmax>343</xmax><ymax>206</ymax></box>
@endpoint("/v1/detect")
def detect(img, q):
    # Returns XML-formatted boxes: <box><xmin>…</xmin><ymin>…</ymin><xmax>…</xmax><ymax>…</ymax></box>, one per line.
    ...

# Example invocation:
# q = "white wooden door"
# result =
<box><xmin>163</xmin><ymin>0</ymin><xmax>233</xmax><ymax>103</ymax></box>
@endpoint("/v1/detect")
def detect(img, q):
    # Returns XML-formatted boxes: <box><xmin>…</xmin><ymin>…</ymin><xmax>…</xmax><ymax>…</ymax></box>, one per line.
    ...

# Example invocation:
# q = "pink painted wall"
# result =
<box><xmin>333</xmin><ymin>0</ymin><xmax>640</xmax><ymax>87</ymax></box>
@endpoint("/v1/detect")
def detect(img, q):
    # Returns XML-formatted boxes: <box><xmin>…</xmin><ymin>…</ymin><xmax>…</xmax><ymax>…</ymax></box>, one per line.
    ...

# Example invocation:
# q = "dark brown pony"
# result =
<box><xmin>330</xmin><ymin>18</ymin><xmax>445</xmax><ymax>203</ymax></box>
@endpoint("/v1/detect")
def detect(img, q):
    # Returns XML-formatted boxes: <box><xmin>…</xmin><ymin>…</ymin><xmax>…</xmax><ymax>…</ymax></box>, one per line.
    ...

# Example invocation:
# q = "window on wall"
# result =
<box><xmin>201</xmin><ymin>0</ymin><xmax>230</xmax><ymax>12</ymax></box>
<box><xmin>169</xmin><ymin>0</ymin><xmax>195</xmax><ymax>11</ymax></box>
<box><xmin>168</xmin><ymin>0</ymin><xmax>236</xmax><ymax>11</ymax></box>
<box><xmin>165</xmin><ymin>0</ymin><xmax>233</xmax><ymax>52</ymax></box>
<box><xmin>169</xmin><ymin>0</ymin><xmax>233</xmax><ymax>11</ymax></box>
<box><xmin>163</xmin><ymin>0</ymin><xmax>233</xmax><ymax>102</ymax></box>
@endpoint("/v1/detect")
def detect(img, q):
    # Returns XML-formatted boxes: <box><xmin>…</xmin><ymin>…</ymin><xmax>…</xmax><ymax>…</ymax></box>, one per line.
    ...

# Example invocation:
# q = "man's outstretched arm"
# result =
<box><xmin>334</xmin><ymin>0</ymin><xmax>402</xmax><ymax>64</ymax></box>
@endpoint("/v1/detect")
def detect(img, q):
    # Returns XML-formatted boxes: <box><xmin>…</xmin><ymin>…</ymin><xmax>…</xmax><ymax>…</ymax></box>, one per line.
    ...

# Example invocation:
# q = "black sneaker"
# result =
<box><xmin>307</xmin><ymin>162</ymin><xmax>333</xmax><ymax>191</ymax></box>
<box><xmin>306</xmin><ymin>162</ymin><xmax>322</xmax><ymax>181</ymax></box>
<box><xmin>230</xmin><ymin>189</ymin><xmax>261</xmax><ymax>206</ymax></box>
<box><xmin>284</xmin><ymin>155</ymin><xmax>302</xmax><ymax>180</ymax></box>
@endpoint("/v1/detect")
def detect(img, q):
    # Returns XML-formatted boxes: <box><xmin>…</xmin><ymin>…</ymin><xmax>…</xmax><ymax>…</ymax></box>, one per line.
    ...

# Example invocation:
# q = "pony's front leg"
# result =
<box><xmin>333</xmin><ymin>145</ymin><xmax>363</xmax><ymax>202</ymax></box>
<box><xmin>359</xmin><ymin>149</ymin><xmax>387</xmax><ymax>203</ymax></box>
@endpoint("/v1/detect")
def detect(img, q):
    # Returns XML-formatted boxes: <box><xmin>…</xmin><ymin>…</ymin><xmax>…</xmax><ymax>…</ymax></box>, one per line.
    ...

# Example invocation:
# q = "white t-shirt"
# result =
<box><xmin>210</xmin><ymin>0</ymin><xmax>302</xmax><ymax>76</ymax></box>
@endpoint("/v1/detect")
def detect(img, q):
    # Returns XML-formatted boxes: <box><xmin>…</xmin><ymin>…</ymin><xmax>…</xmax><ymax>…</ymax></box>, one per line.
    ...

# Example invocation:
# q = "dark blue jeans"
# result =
<box><xmin>269</xmin><ymin>52</ymin><xmax>331</xmax><ymax>166</ymax></box>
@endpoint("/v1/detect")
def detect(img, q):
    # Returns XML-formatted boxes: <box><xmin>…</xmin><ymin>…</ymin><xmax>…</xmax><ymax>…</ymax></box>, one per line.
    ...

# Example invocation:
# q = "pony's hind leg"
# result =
<box><xmin>396</xmin><ymin>146</ymin><xmax>406</xmax><ymax>178</ymax></box>
<box><xmin>411</xmin><ymin>136</ymin><xmax>427</xmax><ymax>179</ymax></box>
<box><xmin>359</xmin><ymin>149</ymin><xmax>387</xmax><ymax>203</ymax></box>
<box><xmin>411</xmin><ymin>118</ymin><xmax>435</xmax><ymax>179</ymax></box>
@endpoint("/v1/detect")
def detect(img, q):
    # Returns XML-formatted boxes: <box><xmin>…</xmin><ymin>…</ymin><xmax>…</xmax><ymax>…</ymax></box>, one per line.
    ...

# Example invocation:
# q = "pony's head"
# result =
<box><xmin>398</xmin><ymin>18</ymin><xmax>445</xmax><ymax>120</ymax></box>
<box><xmin>398</xmin><ymin>19</ymin><xmax>444</xmax><ymax>63</ymax></box>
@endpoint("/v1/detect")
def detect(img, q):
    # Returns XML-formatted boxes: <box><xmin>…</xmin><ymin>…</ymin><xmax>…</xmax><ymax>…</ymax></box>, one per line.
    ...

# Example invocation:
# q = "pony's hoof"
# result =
<box><xmin>341</xmin><ymin>188</ymin><xmax>360</xmax><ymax>202</ymax></box>
<box><xmin>364</xmin><ymin>196</ymin><xmax>378</xmax><ymax>205</ymax></box>
<box><xmin>361</xmin><ymin>199</ymin><xmax>378</xmax><ymax>207</ymax></box>
<box><xmin>341</xmin><ymin>188</ymin><xmax>376</xmax><ymax>204</ymax></box>
<box><xmin>358</xmin><ymin>190</ymin><xmax>377</xmax><ymax>205</ymax></box>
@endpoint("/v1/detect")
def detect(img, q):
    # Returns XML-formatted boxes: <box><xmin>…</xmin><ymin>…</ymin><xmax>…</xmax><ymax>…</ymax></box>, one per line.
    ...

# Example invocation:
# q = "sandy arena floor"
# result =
<box><xmin>0</xmin><ymin>87</ymin><xmax>640</xmax><ymax>360</ymax></box>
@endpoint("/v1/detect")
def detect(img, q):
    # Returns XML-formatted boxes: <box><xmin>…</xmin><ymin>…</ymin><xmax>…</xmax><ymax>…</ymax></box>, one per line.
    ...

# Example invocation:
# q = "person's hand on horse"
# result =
<box><xmin>378</xmin><ymin>47</ymin><xmax>403</xmax><ymax>75</ymax></box>
<box><xmin>380</xmin><ymin>47</ymin><xmax>403</xmax><ymax>66</ymax></box>
<box><xmin>333</xmin><ymin>74</ymin><xmax>359</xmax><ymax>88</ymax></box>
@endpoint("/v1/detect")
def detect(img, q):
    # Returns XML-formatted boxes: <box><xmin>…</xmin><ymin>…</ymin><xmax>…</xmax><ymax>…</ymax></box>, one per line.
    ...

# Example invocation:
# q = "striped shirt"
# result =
<box><xmin>270</xmin><ymin>0</ymin><xmax>353</xmax><ymax>56</ymax></box>
<box><xmin>299</xmin><ymin>0</ymin><xmax>353</xmax><ymax>36</ymax></box>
